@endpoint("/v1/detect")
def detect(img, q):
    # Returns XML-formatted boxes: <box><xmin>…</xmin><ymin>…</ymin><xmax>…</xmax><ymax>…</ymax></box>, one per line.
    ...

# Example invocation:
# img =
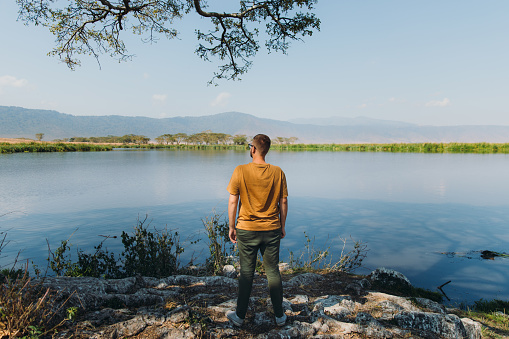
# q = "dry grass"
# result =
<box><xmin>0</xmin><ymin>267</ymin><xmax>71</xmax><ymax>337</ymax></box>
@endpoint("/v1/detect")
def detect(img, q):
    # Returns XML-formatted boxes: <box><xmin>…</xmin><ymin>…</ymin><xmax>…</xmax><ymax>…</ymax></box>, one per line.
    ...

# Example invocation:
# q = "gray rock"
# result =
<box><xmin>375</xmin><ymin>300</ymin><xmax>405</xmax><ymax>320</ymax></box>
<box><xmin>208</xmin><ymin>327</ymin><xmax>238</xmax><ymax>338</ymax></box>
<box><xmin>37</xmin><ymin>273</ymin><xmax>483</xmax><ymax>339</ymax></box>
<box><xmin>415</xmin><ymin>297</ymin><xmax>447</xmax><ymax>314</ymax></box>
<box><xmin>154</xmin><ymin>275</ymin><xmax>238</xmax><ymax>288</ymax></box>
<box><xmin>461</xmin><ymin>318</ymin><xmax>482</xmax><ymax>339</ymax></box>
<box><xmin>159</xmin><ymin>323</ymin><xmax>201</xmax><ymax>338</ymax></box>
<box><xmin>345</xmin><ymin>282</ymin><xmax>362</xmax><ymax>295</ymax></box>
<box><xmin>278</xmin><ymin>262</ymin><xmax>291</xmax><ymax>272</ymax></box>
<box><xmin>370</xmin><ymin>267</ymin><xmax>412</xmax><ymax>292</ymax></box>
<box><xmin>395</xmin><ymin>311</ymin><xmax>468</xmax><ymax>339</ymax></box>
<box><xmin>355</xmin><ymin>312</ymin><xmax>375</xmax><ymax>325</ymax></box>
<box><xmin>189</xmin><ymin>293</ymin><xmax>216</xmax><ymax>301</ymax></box>
<box><xmin>289</xmin><ymin>294</ymin><xmax>309</xmax><ymax>305</ymax></box>
<box><xmin>259</xmin><ymin>320</ymin><xmax>317</xmax><ymax>338</ymax></box>
<box><xmin>109</xmin><ymin>317</ymin><xmax>149</xmax><ymax>337</ymax></box>
<box><xmin>323</xmin><ymin>317</ymin><xmax>361</xmax><ymax>335</ymax></box>
<box><xmin>368</xmin><ymin>292</ymin><xmax>420</xmax><ymax>312</ymax></box>
<box><xmin>253</xmin><ymin>312</ymin><xmax>273</xmax><ymax>327</ymax></box>
<box><xmin>284</xmin><ymin>273</ymin><xmax>325</xmax><ymax>287</ymax></box>
<box><xmin>167</xmin><ymin>305</ymin><xmax>191</xmax><ymax>323</ymax></box>
<box><xmin>266</xmin><ymin>297</ymin><xmax>294</xmax><ymax>313</ymax></box>
<box><xmin>222</xmin><ymin>265</ymin><xmax>237</xmax><ymax>278</ymax></box>
<box><xmin>208</xmin><ymin>299</ymin><xmax>236</xmax><ymax>314</ymax></box>
<box><xmin>312</xmin><ymin>295</ymin><xmax>357</xmax><ymax>320</ymax></box>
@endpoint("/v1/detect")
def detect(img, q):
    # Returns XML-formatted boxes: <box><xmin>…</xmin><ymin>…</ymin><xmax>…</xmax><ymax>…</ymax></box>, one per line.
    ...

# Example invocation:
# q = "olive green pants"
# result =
<box><xmin>235</xmin><ymin>228</ymin><xmax>283</xmax><ymax>319</ymax></box>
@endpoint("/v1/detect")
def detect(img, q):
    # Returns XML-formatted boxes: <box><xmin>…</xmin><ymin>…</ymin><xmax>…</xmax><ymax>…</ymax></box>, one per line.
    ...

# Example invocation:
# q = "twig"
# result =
<box><xmin>437</xmin><ymin>280</ymin><xmax>451</xmax><ymax>301</ymax></box>
<box><xmin>438</xmin><ymin>280</ymin><xmax>451</xmax><ymax>289</ymax></box>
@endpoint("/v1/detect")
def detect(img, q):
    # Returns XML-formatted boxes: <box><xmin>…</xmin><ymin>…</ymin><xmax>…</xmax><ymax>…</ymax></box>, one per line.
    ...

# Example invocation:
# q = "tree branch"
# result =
<box><xmin>17</xmin><ymin>0</ymin><xmax>319</xmax><ymax>82</ymax></box>
<box><xmin>193</xmin><ymin>0</ymin><xmax>266</xmax><ymax>19</ymax></box>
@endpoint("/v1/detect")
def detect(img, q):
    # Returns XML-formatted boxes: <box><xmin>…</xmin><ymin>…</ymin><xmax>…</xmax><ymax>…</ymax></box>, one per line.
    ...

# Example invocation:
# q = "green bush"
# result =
<box><xmin>121</xmin><ymin>216</ymin><xmax>183</xmax><ymax>278</ymax></box>
<box><xmin>47</xmin><ymin>216</ymin><xmax>184</xmax><ymax>279</ymax></box>
<box><xmin>473</xmin><ymin>299</ymin><xmax>509</xmax><ymax>313</ymax></box>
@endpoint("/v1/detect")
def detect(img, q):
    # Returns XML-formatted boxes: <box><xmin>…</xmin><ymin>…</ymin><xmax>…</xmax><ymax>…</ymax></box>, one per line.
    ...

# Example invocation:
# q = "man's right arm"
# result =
<box><xmin>279</xmin><ymin>197</ymin><xmax>288</xmax><ymax>239</ymax></box>
<box><xmin>228</xmin><ymin>194</ymin><xmax>239</xmax><ymax>243</ymax></box>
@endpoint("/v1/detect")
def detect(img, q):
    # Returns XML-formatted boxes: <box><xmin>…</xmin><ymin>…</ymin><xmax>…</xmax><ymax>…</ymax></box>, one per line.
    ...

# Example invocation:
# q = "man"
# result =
<box><xmin>226</xmin><ymin>134</ymin><xmax>288</xmax><ymax>327</ymax></box>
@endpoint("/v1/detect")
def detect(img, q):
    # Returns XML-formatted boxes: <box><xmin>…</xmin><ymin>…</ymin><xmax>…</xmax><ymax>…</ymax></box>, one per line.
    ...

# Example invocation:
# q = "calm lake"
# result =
<box><xmin>1</xmin><ymin>149</ymin><xmax>508</xmax><ymax>305</ymax></box>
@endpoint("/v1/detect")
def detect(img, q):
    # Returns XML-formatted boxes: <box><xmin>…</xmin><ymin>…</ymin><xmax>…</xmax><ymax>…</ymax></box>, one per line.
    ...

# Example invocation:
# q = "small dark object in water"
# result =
<box><xmin>481</xmin><ymin>250</ymin><xmax>497</xmax><ymax>260</ymax></box>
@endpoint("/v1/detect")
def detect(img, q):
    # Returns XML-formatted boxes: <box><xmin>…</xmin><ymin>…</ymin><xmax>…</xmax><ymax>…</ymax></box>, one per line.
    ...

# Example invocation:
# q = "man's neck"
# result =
<box><xmin>252</xmin><ymin>156</ymin><xmax>267</xmax><ymax>165</ymax></box>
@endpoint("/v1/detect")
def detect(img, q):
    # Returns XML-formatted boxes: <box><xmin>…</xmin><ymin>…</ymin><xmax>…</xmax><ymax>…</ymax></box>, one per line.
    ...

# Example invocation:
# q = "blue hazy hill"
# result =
<box><xmin>1</xmin><ymin>106</ymin><xmax>509</xmax><ymax>143</ymax></box>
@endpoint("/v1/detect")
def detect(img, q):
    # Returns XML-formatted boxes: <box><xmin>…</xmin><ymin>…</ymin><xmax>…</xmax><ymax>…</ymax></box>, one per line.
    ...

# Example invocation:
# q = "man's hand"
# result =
<box><xmin>281</xmin><ymin>226</ymin><xmax>286</xmax><ymax>239</ymax></box>
<box><xmin>229</xmin><ymin>227</ymin><xmax>237</xmax><ymax>244</ymax></box>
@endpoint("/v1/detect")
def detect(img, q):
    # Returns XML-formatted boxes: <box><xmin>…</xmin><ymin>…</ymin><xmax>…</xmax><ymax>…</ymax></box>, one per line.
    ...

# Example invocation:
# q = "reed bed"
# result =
<box><xmin>271</xmin><ymin>142</ymin><xmax>509</xmax><ymax>153</ymax></box>
<box><xmin>0</xmin><ymin>142</ymin><xmax>113</xmax><ymax>154</ymax></box>
<box><xmin>2</xmin><ymin>142</ymin><xmax>509</xmax><ymax>154</ymax></box>
<box><xmin>116</xmin><ymin>144</ymin><xmax>246</xmax><ymax>150</ymax></box>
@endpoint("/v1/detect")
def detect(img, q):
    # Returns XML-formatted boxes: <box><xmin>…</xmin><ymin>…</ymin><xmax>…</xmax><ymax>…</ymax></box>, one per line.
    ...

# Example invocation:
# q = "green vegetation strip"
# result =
<box><xmin>0</xmin><ymin>142</ymin><xmax>113</xmax><ymax>154</ymax></box>
<box><xmin>123</xmin><ymin>142</ymin><xmax>509</xmax><ymax>153</ymax></box>
<box><xmin>3</xmin><ymin>142</ymin><xmax>509</xmax><ymax>154</ymax></box>
<box><xmin>272</xmin><ymin>142</ymin><xmax>509</xmax><ymax>153</ymax></box>
<box><xmin>116</xmin><ymin>144</ymin><xmax>246</xmax><ymax>150</ymax></box>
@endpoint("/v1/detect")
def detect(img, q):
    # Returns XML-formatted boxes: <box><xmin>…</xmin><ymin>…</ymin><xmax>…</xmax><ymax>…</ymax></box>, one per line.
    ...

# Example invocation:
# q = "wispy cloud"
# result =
<box><xmin>152</xmin><ymin>94</ymin><xmax>167</xmax><ymax>102</ymax></box>
<box><xmin>425</xmin><ymin>98</ymin><xmax>450</xmax><ymax>107</ymax></box>
<box><xmin>0</xmin><ymin>75</ymin><xmax>28</xmax><ymax>88</ymax></box>
<box><xmin>210</xmin><ymin>92</ymin><xmax>231</xmax><ymax>107</ymax></box>
<box><xmin>358</xmin><ymin>103</ymin><xmax>368</xmax><ymax>109</ymax></box>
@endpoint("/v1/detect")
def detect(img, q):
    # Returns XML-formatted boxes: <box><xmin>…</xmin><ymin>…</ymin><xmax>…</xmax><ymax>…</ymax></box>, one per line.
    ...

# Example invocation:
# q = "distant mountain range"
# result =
<box><xmin>1</xmin><ymin>105</ymin><xmax>509</xmax><ymax>143</ymax></box>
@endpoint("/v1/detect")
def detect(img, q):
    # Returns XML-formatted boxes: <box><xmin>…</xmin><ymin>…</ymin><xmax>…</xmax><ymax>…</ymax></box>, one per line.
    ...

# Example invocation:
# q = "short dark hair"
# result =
<box><xmin>252</xmin><ymin>134</ymin><xmax>271</xmax><ymax>156</ymax></box>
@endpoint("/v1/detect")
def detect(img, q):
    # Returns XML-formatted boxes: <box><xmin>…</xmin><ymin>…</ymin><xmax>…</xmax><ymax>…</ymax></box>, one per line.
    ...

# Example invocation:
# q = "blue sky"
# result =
<box><xmin>0</xmin><ymin>1</ymin><xmax>508</xmax><ymax>125</ymax></box>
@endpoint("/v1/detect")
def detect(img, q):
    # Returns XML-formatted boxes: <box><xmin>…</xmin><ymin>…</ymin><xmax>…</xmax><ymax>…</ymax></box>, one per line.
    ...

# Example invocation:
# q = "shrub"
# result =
<box><xmin>46</xmin><ymin>215</ymin><xmax>184</xmax><ymax>278</ymax></box>
<box><xmin>473</xmin><ymin>299</ymin><xmax>509</xmax><ymax>313</ymax></box>
<box><xmin>288</xmin><ymin>233</ymin><xmax>368</xmax><ymax>273</ymax></box>
<box><xmin>121</xmin><ymin>216</ymin><xmax>184</xmax><ymax>278</ymax></box>
<box><xmin>75</xmin><ymin>237</ymin><xmax>121</xmax><ymax>278</ymax></box>
<box><xmin>203</xmin><ymin>212</ymin><xmax>236</xmax><ymax>275</ymax></box>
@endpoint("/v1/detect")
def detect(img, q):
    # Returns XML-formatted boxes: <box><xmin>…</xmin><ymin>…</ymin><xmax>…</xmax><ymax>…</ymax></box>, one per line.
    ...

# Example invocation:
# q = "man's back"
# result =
<box><xmin>227</xmin><ymin>162</ymin><xmax>287</xmax><ymax>231</ymax></box>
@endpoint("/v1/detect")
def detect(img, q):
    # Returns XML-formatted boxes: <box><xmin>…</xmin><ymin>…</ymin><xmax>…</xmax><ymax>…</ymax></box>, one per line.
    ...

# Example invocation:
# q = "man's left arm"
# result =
<box><xmin>279</xmin><ymin>197</ymin><xmax>288</xmax><ymax>239</ymax></box>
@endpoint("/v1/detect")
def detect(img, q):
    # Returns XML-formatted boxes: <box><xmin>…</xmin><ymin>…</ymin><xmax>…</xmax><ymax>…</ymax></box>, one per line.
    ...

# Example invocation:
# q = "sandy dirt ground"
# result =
<box><xmin>0</xmin><ymin>137</ymin><xmax>35</xmax><ymax>143</ymax></box>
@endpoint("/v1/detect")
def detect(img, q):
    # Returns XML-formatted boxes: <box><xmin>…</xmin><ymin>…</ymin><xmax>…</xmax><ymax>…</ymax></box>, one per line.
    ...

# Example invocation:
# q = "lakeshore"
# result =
<box><xmin>2</xmin><ymin>138</ymin><xmax>509</xmax><ymax>154</ymax></box>
<box><xmin>3</xmin><ymin>268</ymin><xmax>492</xmax><ymax>338</ymax></box>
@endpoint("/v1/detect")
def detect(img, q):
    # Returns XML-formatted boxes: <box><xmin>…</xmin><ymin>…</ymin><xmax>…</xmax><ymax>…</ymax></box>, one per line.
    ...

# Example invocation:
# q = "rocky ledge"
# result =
<box><xmin>40</xmin><ymin>268</ymin><xmax>481</xmax><ymax>338</ymax></box>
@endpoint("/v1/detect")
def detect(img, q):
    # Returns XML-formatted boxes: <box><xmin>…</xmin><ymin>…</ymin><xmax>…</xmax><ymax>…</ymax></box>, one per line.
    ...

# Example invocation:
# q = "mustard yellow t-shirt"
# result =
<box><xmin>227</xmin><ymin>163</ymin><xmax>288</xmax><ymax>231</ymax></box>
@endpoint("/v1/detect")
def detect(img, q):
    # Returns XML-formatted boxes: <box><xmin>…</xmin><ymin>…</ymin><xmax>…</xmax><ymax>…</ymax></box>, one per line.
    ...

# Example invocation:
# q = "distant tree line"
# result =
<box><xmin>154</xmin><ymin>132</ymin><xmax>299</xmax><ymax>146</ymax></box>
<box><xmin>53</xmin><ymin>131</ymin><xmax>299</xmax><ymax>146</ymax></box>
<box><xmin>154</xmin><ymin>131</ymin><xmax>251</xmax><ymax>146</ymax></box>
<box><xmin>273</xmin><ymin>137</ymin><xmax>299</xmax><ymax>145</ymax></box>
<box><xmin>54</xmin><ymin>134</ymin><xmax>150</xmax><ymax>144</ymax></box>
